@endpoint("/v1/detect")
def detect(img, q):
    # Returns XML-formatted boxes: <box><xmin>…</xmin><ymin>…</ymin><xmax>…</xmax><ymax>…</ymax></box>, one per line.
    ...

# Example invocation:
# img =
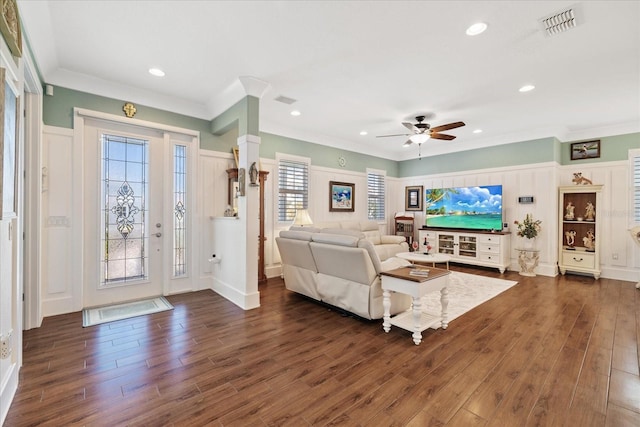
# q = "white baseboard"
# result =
<box><xmin>212</xmin><ymin>277</ymin><xmax>260</xmax><ymax>310</ymax></box>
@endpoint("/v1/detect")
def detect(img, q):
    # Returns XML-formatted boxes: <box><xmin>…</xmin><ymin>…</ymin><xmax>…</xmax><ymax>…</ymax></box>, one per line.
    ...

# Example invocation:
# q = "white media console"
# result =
<box><xmin>418</xmin><ymin>228</ymin><xmax>511</xmax><ymax>273</ymax></box>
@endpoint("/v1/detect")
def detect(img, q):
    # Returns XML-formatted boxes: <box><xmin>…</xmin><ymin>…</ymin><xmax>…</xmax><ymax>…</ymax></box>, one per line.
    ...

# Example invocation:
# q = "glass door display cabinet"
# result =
<box><xmin>558</xmin><ymin>185</ymin><xmax>603</xmax><ymax>279</ymax></box>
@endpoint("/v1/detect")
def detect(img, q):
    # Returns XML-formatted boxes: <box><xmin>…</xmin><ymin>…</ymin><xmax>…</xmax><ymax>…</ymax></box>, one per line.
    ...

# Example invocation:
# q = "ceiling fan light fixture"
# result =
<box><xmin>466</xmin><ymin>22</ymin><xmax>487</xmax><ymax>36</ymax></box>
<box><xmin>410</xmin><ymin>134</ymin><xmax>430</xmax><ymax>145</ymax></box>
<box><xmin>148</xmin><ymin>67</ymin><xmax>165</xmax><ymax>77</ymax></box>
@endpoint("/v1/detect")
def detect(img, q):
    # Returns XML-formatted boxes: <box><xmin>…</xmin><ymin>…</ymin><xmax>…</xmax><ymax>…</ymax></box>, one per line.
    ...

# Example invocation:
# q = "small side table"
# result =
<box><xmin>515</xmin><ymin>248</ymin><xmax>540</xmax><ymax>277</ymax></box>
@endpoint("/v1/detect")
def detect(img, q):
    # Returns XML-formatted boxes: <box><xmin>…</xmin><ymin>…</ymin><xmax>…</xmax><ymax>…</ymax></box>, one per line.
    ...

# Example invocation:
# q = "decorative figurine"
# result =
<box><xmin>584</xmin><ymin>201</ymin><xmax>595</xmax><ymax>221</ymax></box>
<box><xmin>249</xmin><ymin>162</ymin><xmax>258</xmax><ymax>185</ymax></box>
<box><xmin>572</xmin><ymin>172</ymin><xmax>593</xmax><ymax>185</ymax></box>
<box><xmin>565</xmin><ymin>230</ymin><xmax>576</xmax><ymax>249</ymax></box>
<box><xmin>583</xmin><ymin>229</ymin><xmax>595</xmax><ymax>251</ymax></box>
<box><xmin>565</xmin><ymin>202</ymin><xmax>575</xmax><ymax>220</ymax></box>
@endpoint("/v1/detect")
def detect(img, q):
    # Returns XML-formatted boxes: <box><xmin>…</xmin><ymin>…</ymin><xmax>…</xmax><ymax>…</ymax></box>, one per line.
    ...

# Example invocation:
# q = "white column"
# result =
<box><xmin>237</xmin><ymin>133</ymin><xmax>261</xmax><ymax>309</ymax></box>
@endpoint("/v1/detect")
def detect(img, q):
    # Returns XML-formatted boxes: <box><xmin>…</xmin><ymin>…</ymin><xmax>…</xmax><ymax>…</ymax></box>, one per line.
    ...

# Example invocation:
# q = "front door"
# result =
<box><xmin>83</xmin><ymin>120</ymin><xmax>168</xmax><ymax>307</ymax></box>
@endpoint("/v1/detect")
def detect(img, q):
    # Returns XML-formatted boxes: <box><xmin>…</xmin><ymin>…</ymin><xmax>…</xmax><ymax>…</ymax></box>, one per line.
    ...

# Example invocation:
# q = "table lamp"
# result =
<box><xmin>293</xmin><ymin>209</ymin><xmax>313</xmax><ymax>227</ymax></box>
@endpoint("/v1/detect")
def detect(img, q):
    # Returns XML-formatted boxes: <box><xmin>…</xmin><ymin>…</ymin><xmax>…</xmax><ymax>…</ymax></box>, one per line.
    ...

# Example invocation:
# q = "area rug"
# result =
<box><xmin>421</xmin><ymin>271</ymin><xmax>518</xmax><ymax>329</ymax></box>
<box><xmin>82</xmin><ymin>296</ymin><xmax>173</xmax><ymax>327</ymax></box>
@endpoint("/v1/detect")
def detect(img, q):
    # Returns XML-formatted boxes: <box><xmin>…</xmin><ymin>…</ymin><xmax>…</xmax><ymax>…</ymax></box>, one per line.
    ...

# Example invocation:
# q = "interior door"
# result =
<box><xmin>83</xmin><ymin>120</ymin><xmax>166</xmax><ymax>307</ymax></box>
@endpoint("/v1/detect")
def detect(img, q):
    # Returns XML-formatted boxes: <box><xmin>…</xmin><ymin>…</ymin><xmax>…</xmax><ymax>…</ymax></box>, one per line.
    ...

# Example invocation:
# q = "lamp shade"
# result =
<box><xmin>410</xmin><ymin>134</ymin><xmax>430</xmax><ymax>145</ymax></box>
<box><xmin>293</xmin><ymin>209</ymin><xmax>313</xmax><ymax>226</ymax></box>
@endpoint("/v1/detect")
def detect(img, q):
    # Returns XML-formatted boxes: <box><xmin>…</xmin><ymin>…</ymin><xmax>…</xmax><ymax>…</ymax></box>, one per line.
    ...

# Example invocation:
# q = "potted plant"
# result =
<box><xmin>514</xmin><ymin>214</ymin><xmax>542</xmax><ymax>248</ymax></box>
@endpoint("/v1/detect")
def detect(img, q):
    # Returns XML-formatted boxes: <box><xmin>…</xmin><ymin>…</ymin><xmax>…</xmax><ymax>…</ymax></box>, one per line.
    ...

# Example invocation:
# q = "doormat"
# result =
<box><xmin>82</xmin><ymin>296</ymin><xmax>173</xmax><ymax>327</ymax></box>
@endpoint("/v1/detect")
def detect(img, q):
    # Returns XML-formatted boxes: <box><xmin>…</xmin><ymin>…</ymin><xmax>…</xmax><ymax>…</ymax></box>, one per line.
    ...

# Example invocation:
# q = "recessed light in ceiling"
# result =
<box><xmin>290</xmin><ymin>110</ymin><xmax>301</xmax><ymax>116</ymax></box>
<box><xmin>473</xmin><ymin>129</ymin><xmax>483</xmax><ymax>134</ymax></box>
<box><xmin>519</xmin><ymin>84</ymin><xmax>535</xmax><ymax>92</ymax></box>
<box><xmin>466</xmin><ymin>22</ymin><xmax>487</xmax><ymax>36</ymax></box>
<box><xmin>360</xmin><ymin>131</ymin><xmax>368</xmax><ymax>136</ymax></box>
<box><xmin>148</xmin><ymin>68</ymin><xmax>165</xmax><ymax>77</ymax></box>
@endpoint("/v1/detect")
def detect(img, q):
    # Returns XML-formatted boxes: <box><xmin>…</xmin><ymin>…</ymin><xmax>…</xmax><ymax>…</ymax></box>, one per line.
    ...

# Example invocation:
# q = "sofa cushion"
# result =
<box><xmin>288</xmin><ymin>226</ymin><xmax>321</xmax><ymax>233</ymax></box>
<box><xmin>357</xmin><ymin>239</ymin><xmax>383</xmax><ymax>273</ymax></box>
<box><xmin>311</xmin><ymin>232</ymin><xmax>360</xmax><ymax>247</ymax></box>
<box><xmin>279</xmin><ymin>230</ymin><xmax>314</xmax><ymax>241</ymax></box>
<box><xmin>318</xmin><ymin>228</ymin><xmax>364</xmax><ymax>239</ymax></box>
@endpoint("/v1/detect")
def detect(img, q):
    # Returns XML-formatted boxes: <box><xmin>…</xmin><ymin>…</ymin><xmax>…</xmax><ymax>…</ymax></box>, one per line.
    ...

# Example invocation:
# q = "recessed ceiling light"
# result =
<box><xmin>148</xmin><ymin>68</ymin><xmax>165</xmax><ymax>77</ymax></box>
<box><xmin>466</xmin><ymin>22</ymin><xmax>488</xmax><ymax>36</ymax></box>
<box><xmin>519</xmin><ymin>84</ymin><xmax>535</xmax><ymax>92</ymax></box>
<box><xmin>360</xmin><ymin>131</ymin><xmax>368</xmax><ymax>136</ymax></box>
<box><xmin>473</xmin><ymin>129</ymin><xmax>483</xmax><ymax>134</ymax></box>
<box><xmin>290</xmin><ymin>110</ymin><xmax>301</xmax><ymax>116</ymax></box>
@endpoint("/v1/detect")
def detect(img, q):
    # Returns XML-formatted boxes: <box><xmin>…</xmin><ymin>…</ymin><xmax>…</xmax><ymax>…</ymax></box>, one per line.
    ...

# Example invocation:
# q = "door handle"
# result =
<box><xmin>155</xmin><ymin>232</ymin><xmax>162</xmax><ymax>238</ymax></box>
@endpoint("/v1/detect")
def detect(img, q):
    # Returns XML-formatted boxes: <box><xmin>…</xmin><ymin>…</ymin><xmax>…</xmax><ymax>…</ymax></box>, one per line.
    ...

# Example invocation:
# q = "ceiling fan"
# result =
<box><xmin>377</xmin><ymin>115</ymin><xmax>465</xmax><ymax>147</ymax></box>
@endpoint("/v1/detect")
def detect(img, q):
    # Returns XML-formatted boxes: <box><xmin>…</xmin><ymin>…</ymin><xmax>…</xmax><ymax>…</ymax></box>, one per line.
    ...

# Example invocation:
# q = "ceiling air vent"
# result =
<box><xmin>540</xmin><ymin>7</ymin><xmax>579</xmax><ymax>36</ymax></box>
<box><xmin>274</xmin><ymin>95</ymin><xmax>297</xmax><ymax>105</ymax></box>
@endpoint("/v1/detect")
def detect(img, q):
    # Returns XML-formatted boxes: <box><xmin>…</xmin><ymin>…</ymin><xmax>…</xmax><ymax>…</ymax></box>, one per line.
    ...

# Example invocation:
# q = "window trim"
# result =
<box><xmin>631</xmin><ymin>148</ymin><xmax>640</xmax><ymax>225</ymax></box>
<box><xmin>367</xmin><ymin>168</ymin><xmax>386</xmax><ymax>222</ymax></box>
<box><xmin>276</xmin><ymin>153</ymin><xmax>311</xmax><ymax>224</ymax></box>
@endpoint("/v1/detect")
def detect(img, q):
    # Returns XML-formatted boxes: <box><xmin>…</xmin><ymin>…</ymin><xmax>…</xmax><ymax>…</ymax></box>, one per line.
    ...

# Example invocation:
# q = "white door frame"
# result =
<box><xmin>72</xmin><ymin>108</ymin><xmax>199</xmax><ymax>310</ymax></box>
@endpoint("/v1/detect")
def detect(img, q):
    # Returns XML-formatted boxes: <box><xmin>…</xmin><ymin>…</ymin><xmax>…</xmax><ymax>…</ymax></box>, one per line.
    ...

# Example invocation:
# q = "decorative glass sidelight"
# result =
<box><xmin>173</xmin><ymin>145</ymin><xmax>187</xmax><ymax>276</ymax></box>
<box><xmin>101</xmin><ymin>134</ymin><xmax>149</xmax><ymax>285</ymax></box>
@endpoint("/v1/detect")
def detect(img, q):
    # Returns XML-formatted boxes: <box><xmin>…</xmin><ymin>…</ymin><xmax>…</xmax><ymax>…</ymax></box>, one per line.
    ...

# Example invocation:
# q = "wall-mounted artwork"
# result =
<box><xmin>0</xmin><ymin>0</ymin><xmax>22</xmax><ymax>57</ymax></box>
<box><xmin>329</xmin><ymin>181</ymin><xmax>354</xmax><ymax>212</ymax></box>
<box><xmin>405</xmin><ymin>185</ymin><xmax>423</xmax><ymax>211</ymax></box>
<box><xmin>570</xmin><ymin>140</ymin><xmax>600</xmax><ymax>160</ymax></box>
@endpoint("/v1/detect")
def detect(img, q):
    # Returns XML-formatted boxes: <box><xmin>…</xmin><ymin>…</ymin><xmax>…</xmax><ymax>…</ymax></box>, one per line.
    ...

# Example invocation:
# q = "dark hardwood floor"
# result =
<box><xmin>5</xmin><ymin>265</ymin><xmax>640</xmax><ymax>426</ymax></box>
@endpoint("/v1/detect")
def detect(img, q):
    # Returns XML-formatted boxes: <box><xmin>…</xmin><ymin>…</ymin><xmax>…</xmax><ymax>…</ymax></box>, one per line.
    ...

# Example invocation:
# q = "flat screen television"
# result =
<box><xmin>425</xmin><ymin>185</ymin><xmax>503</xmax><ymax>231</ymax></box>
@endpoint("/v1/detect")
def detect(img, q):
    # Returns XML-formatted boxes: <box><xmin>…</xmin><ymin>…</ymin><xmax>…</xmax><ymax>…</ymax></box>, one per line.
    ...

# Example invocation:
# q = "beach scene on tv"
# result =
<box><xmin>425</xmin><ymin>185</ymin><xmax>503</xmax><ymax>231</ymax></box>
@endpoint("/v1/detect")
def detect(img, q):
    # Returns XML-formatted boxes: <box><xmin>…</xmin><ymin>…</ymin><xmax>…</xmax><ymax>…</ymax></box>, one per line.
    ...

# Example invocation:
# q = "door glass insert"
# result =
<box><xmin>173</xmin><ymin>144</ymin><xmax>187</xmax><ymax>276</ymax></box>
<box><xmin>101</xmin><ymin>134</ymin><xmax>149</xmax><ymax>285</ymax></box>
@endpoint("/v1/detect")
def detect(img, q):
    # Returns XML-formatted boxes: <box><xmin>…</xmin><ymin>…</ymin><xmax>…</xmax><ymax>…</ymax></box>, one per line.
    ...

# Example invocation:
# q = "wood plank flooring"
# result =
<box><xmin>5</xmin><ymin>265</ymin><xmax>640</xmax><ymax>426</ymax></box>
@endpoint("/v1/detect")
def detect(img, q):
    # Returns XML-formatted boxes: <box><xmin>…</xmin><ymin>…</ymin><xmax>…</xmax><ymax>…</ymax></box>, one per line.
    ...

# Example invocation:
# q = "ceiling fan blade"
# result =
<box><xmin>430</xmin><ymin>121</ymin><xmax>465</xmax><ymax>133</ymax></box>
<box><xmin>376</xmin><ymin>133</ymin><xmax>410</xmax><ymax>138</ymax></box>
<box><xmin>403</xmin><ymin>140</ymin><xmax>413</xmax><ymax>147</ymax></box>
<box><xmin>430</xmin><ymin>133</ymin><xmax>456</xmax><ymax>141</ymax></box>
<box><xmin>402</xmin><ymin>122</ymin><xmax>418</xmax><ymax>132</ymax></box>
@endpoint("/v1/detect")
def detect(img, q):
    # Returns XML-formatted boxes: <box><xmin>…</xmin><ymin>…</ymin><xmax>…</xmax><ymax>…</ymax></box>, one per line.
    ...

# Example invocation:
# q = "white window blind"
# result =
<box><xmin>278</xmin><ymin>158</ymin><xmax>309</xmax><ymax>222</ymax></box>
<box><xmin>633</xmin><ymin>150</ymin><xmax>640</xmax><ymax>222</ymax></box>
<box><xmin>367</xmin><ymin>170</ymin><xmax>385</xmax><ymax>220</ymax></box>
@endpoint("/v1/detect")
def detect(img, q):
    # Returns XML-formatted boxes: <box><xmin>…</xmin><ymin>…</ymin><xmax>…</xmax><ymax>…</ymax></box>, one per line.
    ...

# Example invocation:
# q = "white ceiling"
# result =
<box><xmin>18</xmin><ymin>0</ymin><xmax>640</xmax><ymax>160</ymax></box>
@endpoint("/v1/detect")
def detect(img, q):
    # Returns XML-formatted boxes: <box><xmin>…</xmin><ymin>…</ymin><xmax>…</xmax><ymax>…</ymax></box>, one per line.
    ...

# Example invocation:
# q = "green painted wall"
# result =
<box><xmin>41</xmin><ymin>86</ymin><xmax>639</xmax><ymax>179</ymax></box>
<box><xmin>259</xmin><ymin>132</ymin><xmax>399</xmax><ymax>176</ymax></box>
<box><xmin>559</xmin><ymin>133</ymin><xmax>640</xmax><ymax>164</ymax></box>
<box><xmin>398</xmin><ymin>138</ymin><xmax>556</xmax><ymax>177</ymax></box>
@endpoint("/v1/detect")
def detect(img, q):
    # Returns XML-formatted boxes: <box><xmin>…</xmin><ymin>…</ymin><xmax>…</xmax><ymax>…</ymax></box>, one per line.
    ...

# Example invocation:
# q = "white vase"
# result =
<box><xmin>523</xmin><ymin>237</ymin><xmax>536</xmax><ymax>250</ymax></box>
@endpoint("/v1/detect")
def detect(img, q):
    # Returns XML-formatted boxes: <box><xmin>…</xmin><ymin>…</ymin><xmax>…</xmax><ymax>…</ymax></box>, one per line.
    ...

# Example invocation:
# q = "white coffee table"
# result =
<box><xmin>396</xmin><ymin>252</ymin><xmax>451</xmax><ymax>270</ymax></box>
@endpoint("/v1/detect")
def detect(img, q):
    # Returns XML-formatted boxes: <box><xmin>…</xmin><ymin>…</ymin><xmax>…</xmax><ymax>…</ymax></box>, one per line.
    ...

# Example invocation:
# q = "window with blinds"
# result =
<box><xmin>633</xmin><ymin>149</ymin><xmax>640</xmax><ymax>223</ymax></box>
<box><xmin>367</xmin><ymin>170</ymin><xmax>385</xmax><ymax>221</ymax></box>
<box><xmin>278</xmin><ymin>158</ymin><xmax>309</xmax><ymax>222</ymax></box>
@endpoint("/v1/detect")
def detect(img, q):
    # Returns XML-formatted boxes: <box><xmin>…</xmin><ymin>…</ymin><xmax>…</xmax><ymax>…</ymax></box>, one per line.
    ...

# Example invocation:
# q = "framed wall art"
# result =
<box><xmin>329</xmin><ymin>181</ymin><xmax>354</xmax><ymax>212</ymax></box>
<box><xmin>405</xmin><ymin>185</ymin><xmax>423</xmax><ymax>211</ymax></box>
<box><xmin>570</xmin><ymin>140</ymin><xmax>600</xmax><ymax>160</ymax></box>
<box><xmin>0</xmin><ymin>0</ymin><xmax>22</xmax><ymax>58</ymax></box>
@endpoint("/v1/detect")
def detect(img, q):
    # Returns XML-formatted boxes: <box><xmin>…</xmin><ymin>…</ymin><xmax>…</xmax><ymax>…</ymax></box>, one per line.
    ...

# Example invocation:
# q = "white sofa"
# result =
<box><xmin>276</xmin><ymin>221</ymin><xmax>412</xmax><ymax>320</ymax></box>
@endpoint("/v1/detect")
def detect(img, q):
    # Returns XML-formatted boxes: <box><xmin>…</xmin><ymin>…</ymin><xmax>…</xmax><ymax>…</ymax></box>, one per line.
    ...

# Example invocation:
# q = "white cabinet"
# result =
<box><xmin>558</xmin><ymin>185</ymin><xmax>602</xmax><ymax>279</ymax></box>
<box><xmin>418</xmin><ymin>229</ymin><xmax>510</xmax><ymax>273</ymax></box>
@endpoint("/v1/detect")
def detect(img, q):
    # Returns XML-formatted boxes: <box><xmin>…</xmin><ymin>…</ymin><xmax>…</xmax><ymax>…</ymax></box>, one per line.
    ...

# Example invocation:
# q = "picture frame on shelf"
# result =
<box><xmin>405</xmin><ymin>185</ymin><xmax>423</xmax><ymax>211</ymax></box>
<box><xmin>570</xmin><ymin>140</ymin><xmax>600</xmax><ymax>160</ymax></box>
<box><xmin>329</xmin><ymin>181</ymin><xmax>354</xmax><ymax>212</ymax></box>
